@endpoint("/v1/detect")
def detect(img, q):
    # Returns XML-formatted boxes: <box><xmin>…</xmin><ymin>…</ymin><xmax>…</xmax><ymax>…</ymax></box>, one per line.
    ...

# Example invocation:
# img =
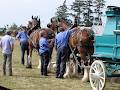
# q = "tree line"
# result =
<box><xmin>55</xmin><ymin>0</ymin><xmax>105</xmax><ymax>27</ymax></box>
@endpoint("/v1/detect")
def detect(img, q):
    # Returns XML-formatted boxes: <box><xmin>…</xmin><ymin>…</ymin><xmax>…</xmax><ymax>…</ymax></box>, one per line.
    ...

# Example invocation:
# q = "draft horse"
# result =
<box><xmin>26</xmin><ymin>16</ymin><xmax>55</xmax><ymax>68</ymax></box>
<box><xmin>56</xmin><ymin>18</ymin><xmax>94</xmax><ymax>81</ymax></box>
<box><xmin>64</xmin><ymin>26</ymin><xmax>94</xmax><ymax>81</ymax></box>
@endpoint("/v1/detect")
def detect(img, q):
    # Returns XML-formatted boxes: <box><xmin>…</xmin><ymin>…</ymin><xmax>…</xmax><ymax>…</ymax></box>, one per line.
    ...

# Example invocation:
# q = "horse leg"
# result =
<box><xmin>81</xmin><ymin>66</ymin><xmax>89</xmax><ymax>82</ymax></box>
<box><xmin>27</xmin><ymin>48</ymin><xmax>32</xmax><ymax>68</ymax></box>
<box><xmin>64</xmin><ymin>60</ymin><xmax>71</xmax><ymax>78</ymax></box>
<box><xmin>87</xmin><ymin>47</ymin><xmax>94</xmax><ymax>65</ymax></box>
<box><xmin>47</xmin><ymin>47</ymin><xmax>53</xmax><ymax>72</ymax></box>
<box><xmin>80</xmin><ymin>50</ymin><xmax>89</xmax><ymax>82</ymax></box>
<box><xmin>72</xmin><ymin>59</ymin><xmax>79</xmax><ymax>77</ymax></box>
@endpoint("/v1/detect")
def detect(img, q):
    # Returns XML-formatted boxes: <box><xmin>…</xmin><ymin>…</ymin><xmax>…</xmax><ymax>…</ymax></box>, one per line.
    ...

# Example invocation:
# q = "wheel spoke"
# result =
<box><xmin>99</xmin><ymin>72</ymin><xmax>105</xmax><ymax>77</ymax></box>
<box><xmin>99</xmin><ymin>81</ymin><xmax>102</xmax><ymax>90</ymax></box>
<box><xmin>98</xmin><ymin>64</ymin><xmax>102</xmax><ymax>72</ymax></box>
<box><xmin>100</xmin><ymin>79</ymin><xmax>104</xmax><ymax>87</ymax></box>
<box><xmin>94</xmin><ymin>63</ymin><xmax>97</xmax><ymax>71</ymax></box>
<box><xmin>93</xmin><ymin>79</ymin><xmax>97</xmax><ymax>86</ymax></box>
<box><xmin>99</xmin><ymin>72</ymin><xmax>105</xmax><ymax>80</ymax></box>
<box><xmin>95</xmin><ymin>80</ymin><xmax>99</xmax><ymax>90</ymax></box>
<box><xmin>100</xmin><ymin>76</ymin><xmax>105</xmax><ymax>81</ymax></box>
<box><xmin>91</xmin><ymin>67</ymin><xmax>97</xmax><ymax>73</ymax></box>
<box><xmin>90</xmin><ymin>73</ymin><xmax>97</xmax><ymax>80</ymax></box>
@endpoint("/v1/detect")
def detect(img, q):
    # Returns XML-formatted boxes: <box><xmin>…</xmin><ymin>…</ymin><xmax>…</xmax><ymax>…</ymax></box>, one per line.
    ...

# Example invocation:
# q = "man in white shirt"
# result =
<box><xmin>0</xmin><ymin>30</ymin><xmax>14</xmax><ymax>76</ymax></box>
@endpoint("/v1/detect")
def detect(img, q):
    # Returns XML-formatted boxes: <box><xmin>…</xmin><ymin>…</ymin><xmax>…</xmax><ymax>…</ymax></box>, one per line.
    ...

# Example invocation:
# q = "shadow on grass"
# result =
<box><xmin>0</xmin><ymin>86</ymin><xmax>11</xmax><ymax>90</ymax></box>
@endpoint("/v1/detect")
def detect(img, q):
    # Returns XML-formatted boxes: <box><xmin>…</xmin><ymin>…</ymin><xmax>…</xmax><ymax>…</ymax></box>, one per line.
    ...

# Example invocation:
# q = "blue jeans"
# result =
<box><xmin>2</xmin><ymin>53</ymin><xmax>12</xmax><ymax>76</ymax></box>
<box><xmin>20</xmin><ymin>42</ymin><xmax>29</xmax><ymax>65</ymax></box>
<box><xmin>56</xmin><ymin>46</ymin><xmax>69</xmax><ymax>77</ymax></box>
<box><xmin>40</xmin><ymin>51</ymin><xmax>50</xmax><ymax>76</ymax></box>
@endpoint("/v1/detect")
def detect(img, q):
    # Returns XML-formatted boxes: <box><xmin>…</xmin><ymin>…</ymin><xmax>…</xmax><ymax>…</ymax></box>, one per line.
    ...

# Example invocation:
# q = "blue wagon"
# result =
<box><xmin>89</xmin><ymin>6</ymin><xmax>120</xmax><ymax>90</ymax></box>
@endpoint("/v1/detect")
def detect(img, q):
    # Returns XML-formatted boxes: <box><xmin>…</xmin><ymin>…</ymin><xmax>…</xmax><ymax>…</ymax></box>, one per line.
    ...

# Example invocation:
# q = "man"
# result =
<box><xmin>55</xmin><ymin>18</ymin><xmax>73</xmax><ymax>79</ymax></box>
<box><xmin>39</xmin><ymin>30</ymin><xmax>54</xmax><ymax>76</ymax></box>
<box><xmin>0</xmin><ymin>30</ymin><xmax>14</xmax><ymax>76</ymax></box>
<box><xmin>16</xmin><ymin>26</ymin><xmax>29</xmax><ymax>66</ymax></box>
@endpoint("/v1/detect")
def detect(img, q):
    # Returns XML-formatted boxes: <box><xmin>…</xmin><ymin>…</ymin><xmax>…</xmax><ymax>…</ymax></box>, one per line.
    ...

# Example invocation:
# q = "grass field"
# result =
<box><xmin>0</xmin><ymin>41</ymin><xmax>120</xmax><ymax>90</ymax></box>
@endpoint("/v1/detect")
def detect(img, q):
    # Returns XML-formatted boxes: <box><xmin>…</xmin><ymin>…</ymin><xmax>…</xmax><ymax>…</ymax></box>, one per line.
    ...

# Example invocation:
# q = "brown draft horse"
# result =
<box><xmin>69</xmin><ymin>27</ymin><xmax>94</xmax><ymax>66</ymax></box>
<box><xmin>26</xmin><ymin>16</ymin><xmax>55</xmax><ymax>68</ymax></box>
<box><xmin>49</xmin><ymin>17</ymin><xmax>94</xmax><ymax>78</ymax></box>
<box><xmin>64</xmin><ymin>27</ymin><xmax>94</xmax><ymax>80</ymax></box>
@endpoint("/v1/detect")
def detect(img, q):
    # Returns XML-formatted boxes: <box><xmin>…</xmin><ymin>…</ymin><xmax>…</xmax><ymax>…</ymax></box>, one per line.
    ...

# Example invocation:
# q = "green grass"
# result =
<box><xmin>0</xmin><ymin>41</ymin><xmax>120</xmax><ymax>90</ymax></box>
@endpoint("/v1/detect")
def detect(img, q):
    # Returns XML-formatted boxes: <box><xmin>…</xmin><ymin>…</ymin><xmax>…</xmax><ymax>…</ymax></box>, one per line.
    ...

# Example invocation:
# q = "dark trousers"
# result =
<box><xmin>40</xmin><ymin>51</ymin><xmax>50</xmax><ymax>76</ymax></box>
<box><xmin>20</xmin><ymin>42</ymin><xmax>29</xmax><ymax>65</ymax></box>
<box><xmin>56</xmin><ymin>46</ymin><xmax>69</xmax><ymax>77</ymax></box>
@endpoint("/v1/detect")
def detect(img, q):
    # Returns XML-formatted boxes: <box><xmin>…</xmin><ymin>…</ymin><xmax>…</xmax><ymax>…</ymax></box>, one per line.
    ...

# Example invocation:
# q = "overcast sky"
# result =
<box><xmin>0</xmin><ymin>0</ymin><xmax>120</xmax><ymax>28</ymax></box>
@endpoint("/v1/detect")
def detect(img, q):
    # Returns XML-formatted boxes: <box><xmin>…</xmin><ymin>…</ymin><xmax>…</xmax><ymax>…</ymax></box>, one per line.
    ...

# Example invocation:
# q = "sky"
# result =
<box><xmin>0</xmin><ymin>0</ymin><xmax>120</xmax><ymax>28</ymax></box>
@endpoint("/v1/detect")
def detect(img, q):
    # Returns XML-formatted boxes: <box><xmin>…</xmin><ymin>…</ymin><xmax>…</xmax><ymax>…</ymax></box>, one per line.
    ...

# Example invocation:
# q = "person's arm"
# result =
<box><xmin>45</xmin><ymin>38</ymin><xmax>54</xmax><ymax>48</ymax></box>
<box><xmin>10</xmin><ymin>38</ymin><xmax>14</xmax><ymax>52</ymax></box>
<box><xmin>16</xmin><ymin>32</ymin><xmax>21</xmax><ymax>41</ymax></box>
<box><xmin>49</xmin><ymin>38</ymin><xmax>55</xmax><ymax>48</ymax></box>
<box><xmin>0</xmin><ymin>40</ymin><xmax>2</xmax><ymax>49</ymax></box>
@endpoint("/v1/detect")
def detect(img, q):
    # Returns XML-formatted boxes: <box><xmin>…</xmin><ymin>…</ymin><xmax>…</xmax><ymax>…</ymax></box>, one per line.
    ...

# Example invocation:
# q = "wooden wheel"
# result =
<box><xmin>89</xmin><ymin>60</ymin><xmax>106</xmax><ymax>90</ymax></box>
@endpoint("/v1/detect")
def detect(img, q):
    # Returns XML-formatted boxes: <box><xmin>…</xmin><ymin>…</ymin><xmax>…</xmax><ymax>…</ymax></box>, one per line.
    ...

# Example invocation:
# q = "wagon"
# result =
<box><xmin>89</xmin><ymin>6</ymin><xmax>120</xmax><ymax>90</ymax></box>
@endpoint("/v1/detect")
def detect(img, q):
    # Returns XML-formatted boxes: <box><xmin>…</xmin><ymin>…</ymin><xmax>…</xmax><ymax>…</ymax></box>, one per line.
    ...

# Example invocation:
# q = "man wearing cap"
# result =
<box><xmin>16</xmin><ymin>26</ymin><xmax>29</xmax><ymax>66</ymax></box>
<box><xmin>39</xmin><ymin>30</ymin><xmax>54</xmax><ymax>76</ymax></box>
<box><xmin>0</xmin><ymin>30</ymin><xmax>14</xmax><ymax>76</ymax></box>
<box><xmin>55</xmin><ymin>18</ymin><xmax>73</xmax><ymax>79</ymax></box>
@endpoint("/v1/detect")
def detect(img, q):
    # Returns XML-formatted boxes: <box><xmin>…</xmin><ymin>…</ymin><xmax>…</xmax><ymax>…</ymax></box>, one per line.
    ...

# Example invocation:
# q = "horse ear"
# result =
<box><xmin>39</xmin><ymin>18</ymin><xmax>41</xmax><ymax>28</ymax></box>
<box><xmin>50</xmin><ymin>18</ymin><xmax>53</xmax><ymax>23</ymax></box>
<box><xmin>32</xmin><ymin>16</ymin><xmax>33</xmax><ymax>19</ymax></box>
<box><xmin>39</xmin><ymin>18</ymin><xmax>41</xmax><ymax>23</ymax></box>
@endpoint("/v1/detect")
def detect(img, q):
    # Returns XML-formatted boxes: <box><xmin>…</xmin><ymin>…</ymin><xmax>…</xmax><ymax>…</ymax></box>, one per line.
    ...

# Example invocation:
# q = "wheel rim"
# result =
<box><xmin>89</xmin><ymin>60</ymin><xmax>106</xmax><ymax>90</ymax></box>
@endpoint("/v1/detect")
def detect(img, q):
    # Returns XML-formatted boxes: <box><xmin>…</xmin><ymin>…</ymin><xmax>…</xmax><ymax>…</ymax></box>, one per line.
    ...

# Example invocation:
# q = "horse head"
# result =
<box><xmin>39</xmin><ymin>28</ymin><xmax>55</xmax><ymax>40</ymax></box>
<box><xmin>27</xmin><ymin>21</ymin><xmax>32</xmax><ymax>29</ymax></box>
<box><xmin>50</xmin><ymin>17</ymin><xmax>59</xmax><ymax>33</ymax></box>
<box><xmin>75</xmin><ymin>27</ymin><xmax>94</xmax><ymax>47</ymax></box>
<box><xmin>31</xmin><ymin>16</ymin><xmax>41</xmax><ymax>30</ymax></box>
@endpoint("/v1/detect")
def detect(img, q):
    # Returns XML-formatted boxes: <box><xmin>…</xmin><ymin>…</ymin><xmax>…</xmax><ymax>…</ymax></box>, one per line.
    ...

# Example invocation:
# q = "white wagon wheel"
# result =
<box><xmin>89</xmin><ymin>60</ymin><xmax>106</xmax><ymax>90</ymax></box>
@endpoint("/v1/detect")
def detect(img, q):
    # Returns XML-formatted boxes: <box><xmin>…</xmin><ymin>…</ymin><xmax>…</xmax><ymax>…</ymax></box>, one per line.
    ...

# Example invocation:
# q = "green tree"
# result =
<box><xmin>71</xmin><ymin>0</ymin><xmax>84</xmax><ymax>16</ymax></box>
<box><xmin>70</xmin><ymin>0</ymin><xmax>105</xmax><ymax>26</ymax></box>
<box><xmin>82</xmin><ymin>0</ymin><xmax>94</xmax><ymax>26</ymax></box>
<box><xmin>70</xmin><ymin>0</ymin><xmax>93</xmax><ymax>26</ymax></box>
<box><xmin>93</xmin><ymin>0</ymin><xmax>105</xmax><ymax>25</ymax></box>
<box><xmin>55</xmin><ymin>0</ymin><xmax>68</xmax><ymax>19</ymax></box>
<box><xmin>70</xmin><ymin>0</ymin><xmax>84</xmax><ymax>25</ymax></box>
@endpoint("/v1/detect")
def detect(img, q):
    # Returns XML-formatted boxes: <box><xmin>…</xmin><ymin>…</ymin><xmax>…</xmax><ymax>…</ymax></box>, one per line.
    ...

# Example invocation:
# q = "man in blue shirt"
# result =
<box><xmin>16</xmin><ymin>26</ymin><xmax>29</xmax><ymax>66</ymax></box>
<box><xmin>55</xmin><ymin>18</ymin><xmax>73</xmax><ymax>79</ymax></box>
<box><xmin>0</xmin><ymin>30</ymin><xmax>14</xmax><ymax>76</ymax></box>
<box><xmin>39</xmin><ymin>30</ymin><xmax>54</xmax><ymax>76</ymax></box>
